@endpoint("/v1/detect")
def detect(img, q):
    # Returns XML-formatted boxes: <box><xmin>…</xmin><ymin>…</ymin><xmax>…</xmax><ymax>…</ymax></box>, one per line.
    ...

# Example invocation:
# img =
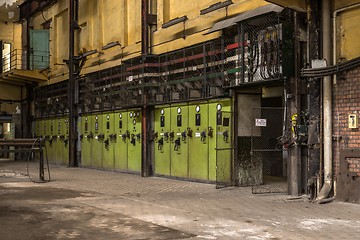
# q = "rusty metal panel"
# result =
<box><xmin>337</xmin><ymin>7</ymin><xmax>360</xmax><ymax>61</ymax></box>
<box><xmin>338</xmin><ymin>149</ymin><xmax>360</xmax><ymax>203</ymax></box>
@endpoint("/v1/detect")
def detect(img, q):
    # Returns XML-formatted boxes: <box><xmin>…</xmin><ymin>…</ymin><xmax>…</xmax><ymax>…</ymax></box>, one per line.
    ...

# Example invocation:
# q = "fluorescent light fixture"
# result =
<box><xmin>162</xmin><ymin>15</ymin><xmax>188</xmax><ymax>28</ymax></box>
<box><xmin>102</xmin><ymin>41</ymin><xmax>121</xmax><ymax>50</ymax></box>
<box><xmin>82</xmin><ymin>49</ymin><xmax>98</xmax><ymax>57</ymax></box>
<box><xmin>200</xmin><ymin>0</ymin><xmax>233</xmax><ymax>15</ymax></box>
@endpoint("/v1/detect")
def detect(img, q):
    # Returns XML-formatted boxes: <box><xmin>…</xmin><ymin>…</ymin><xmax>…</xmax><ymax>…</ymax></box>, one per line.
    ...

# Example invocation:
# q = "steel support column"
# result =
<box><xmin>288</xmin><ymin>11</ymin><xmax>302</xmax><ymax>195</ymax></box>
<box><xmin>141</xmin><ymin>0</ymin><xmax>152</xmax><ymax>176</ymax></box>
<box><xmin>68</xmin><ymin>0</ymin><xmax>77</xmax><ymax>167</ymax></box>
<box><xmin>141</xmin><ymin>0</ymin><xmax>149</xmax><ymax>54</ymax></box>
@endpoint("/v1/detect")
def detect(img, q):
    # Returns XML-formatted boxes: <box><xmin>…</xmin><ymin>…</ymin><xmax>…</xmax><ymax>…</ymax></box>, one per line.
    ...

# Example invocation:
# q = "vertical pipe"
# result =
<box><xmin>68</xmin><ymin>0</ymin><xmax>77</xmax><ymax>167</ymax></box>
<box><xmin>27</xmin><ymin>86</ymin><xmax>32</xmax><ymax>138</ymax></box>
<box><xmin>39</xmin><ymin>140</ymin><xmax>45</xmax><ymax>181</ymax></box>
<box><xmin>232</xmin><ymin>90</ymin><xmax>238</xmax><ymax>185</ymax></box>
<box><xmin>316</xmin><ymin>0</ymin><xmax>332</xmax><ymax>202</ymax></box>
<box><xmin>288</xmin><ymin>11</ymin><xmax>301</xmax><ymax>195</ymax></box>
<box><xmin>21</xmin><ymin>87</ymin><xmax>24</xmax><ymax>138</ymax></box>
<box><xmin>26</xmin><ymin>0</ymin><xmax>31</xmax><ymax>70</ymax></box>
<box><xmin>141</xmin><ymin>0</ymin><xmax>149</xmax><ymax>54</ymax></box>
<box><xmin>141</xmin><ymin>0</ymin><xmax>150</xmax><ymax>176</ymax></box>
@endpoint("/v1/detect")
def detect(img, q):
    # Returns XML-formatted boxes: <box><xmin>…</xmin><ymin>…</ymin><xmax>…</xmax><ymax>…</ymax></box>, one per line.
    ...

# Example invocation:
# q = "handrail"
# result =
<box><xmin>1</xmin><ymin>49</ymin><xmax>50</xmax><ymax>73</ymax></box>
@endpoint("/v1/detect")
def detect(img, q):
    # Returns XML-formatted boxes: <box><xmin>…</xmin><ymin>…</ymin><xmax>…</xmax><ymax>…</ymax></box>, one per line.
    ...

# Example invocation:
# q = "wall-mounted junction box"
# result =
<box><xmin>348</xmin><ymin>114</ymin><xmax>358</xmax><ymax>129</ymax></box>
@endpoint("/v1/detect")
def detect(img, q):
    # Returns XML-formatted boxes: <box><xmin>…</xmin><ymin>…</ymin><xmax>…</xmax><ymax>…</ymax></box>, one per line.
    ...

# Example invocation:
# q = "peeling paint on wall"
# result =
<box><xmin>0</xmin><ymin>0</ymin><xmax>23</xmax><ymax>22</ymax></box>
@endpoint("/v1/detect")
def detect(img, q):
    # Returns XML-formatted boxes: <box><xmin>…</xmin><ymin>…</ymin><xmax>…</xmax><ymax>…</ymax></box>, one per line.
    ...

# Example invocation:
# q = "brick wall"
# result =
<box><xmin>333</xmin><ymin>67</ymin><xmax>360</xmax><ymax>176</ymax></box>
<box><xmin>346</xmin><ymin>158</ymin><xmax>360</xmax><ymax>177</ymax></box>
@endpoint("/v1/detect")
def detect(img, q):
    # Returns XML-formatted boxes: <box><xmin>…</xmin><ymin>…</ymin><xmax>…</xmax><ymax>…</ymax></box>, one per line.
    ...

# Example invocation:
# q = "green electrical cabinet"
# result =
<box><xmin>61</xmin><ymin>117</ymin><xmax>69</xmax><ymax>165</ymax></box>
<box><xmin>47</xmin><ymin>119</ymin><xmax>55</xmax><ymax>163</ymax></box>
<box><xmin>154</xmin><ymin>106</ymin><xmax>171</xmax><ymax>176</ymax></box>
<box><xmin>80</xmin><ymin>115</ymin><xmax>92</xmax><ymax>167</ymax></box>
<box><xmin>34</xmin><ymin>120</ymin><xmax>41</xmax><ymax>138</ymax></box>
<box><xmin>42</xmin><ymin>119</ymin><xmax>49</xmax><ymax>161</ymax></box>
<box><xmin>35</xmin><ymin>119</ymin><xmax>44</xmax><ymax>161</ymax></box>
<box><xmin>127</xmin><ymin>109</ymin><xmax>142</xmax><ymax>173</ymax></box>
<box><xmin>188</xmin><ymin>102</ymin><xmax>209</xmax><ymax>181</ymax></box>
<box><xmin>54</xmin><ymin>118</ymin><xmax>62</xmax><ymax>165</ymax></box>
<box><xmin>114</xmin><ymin>111</ymin><xmax>128</xmax><ymax>171</ymax></box>
<box><xmin>102</xmin><ymin>113</ymin><xmax>115</xmax><ymax>170</ymax></box>
<box><xmin>208</xmin><ymin>99</ymin><xmax>232</xmax><ymax>182</ymax></box>
<box><xmin>170</xmin><ymin>104</ymin><xmax>189</xmax><ymax>178</ymax></box>
<box><xmin>91</xmin><ymin>114</ymin><xmax>103</xmax><ymax>169</ymax></box>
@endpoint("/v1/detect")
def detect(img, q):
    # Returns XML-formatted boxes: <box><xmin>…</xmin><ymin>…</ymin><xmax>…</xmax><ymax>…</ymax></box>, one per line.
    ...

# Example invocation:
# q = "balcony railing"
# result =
<box><xmin>1</xmin><ymin>49</ymin><xmax>49</xmax><ymax>73</ymax></box>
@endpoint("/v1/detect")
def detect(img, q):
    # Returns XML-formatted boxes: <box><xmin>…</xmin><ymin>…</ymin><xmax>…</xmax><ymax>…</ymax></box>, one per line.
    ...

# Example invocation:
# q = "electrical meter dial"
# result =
<box><xmin>160</xmin><ymin>109</ymin><xmax>165</xmax><ymax>115</ymax></box>
<box><xmin>195</xmin><ymin>105</ymin><xmax>200</xmax><ymax>113</ymax></box>
<box><xmin>217</xmin><ymin>103</ymin><xmax>222</xmax><ymax>111</ymax></box>
<box><xmin>119</xmin><ymin>113</ymin><xmax>122</xmax><ymax>119</ymax></box>
<box><xmin>129</xmin><ymin>112</ymin><xmax>133</xmax><ymax>118</ymax></box>
<box><xmin>177</xmin><ymin>107</ymin><xmax>181</xmax><ymax>114</ymax></box>
<box><xmin>133</xmin><ymin>119</ymin><xmax>136</xmax><ymax>125</ymax></box>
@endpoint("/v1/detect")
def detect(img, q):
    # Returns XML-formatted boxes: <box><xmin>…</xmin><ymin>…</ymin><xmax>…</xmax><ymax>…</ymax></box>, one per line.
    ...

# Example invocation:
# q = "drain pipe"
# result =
<box><xmin>316</xmin><ymin>0</ymin><xmax>332</xmax><ymax>203</ymax></box>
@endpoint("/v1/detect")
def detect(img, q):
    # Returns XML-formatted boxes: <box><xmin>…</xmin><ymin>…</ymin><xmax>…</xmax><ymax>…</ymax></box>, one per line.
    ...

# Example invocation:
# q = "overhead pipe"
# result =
<box><xmin>316</xmin><ymin>0</ymin><xmax>332</xmax><ymax>203</ymax></box>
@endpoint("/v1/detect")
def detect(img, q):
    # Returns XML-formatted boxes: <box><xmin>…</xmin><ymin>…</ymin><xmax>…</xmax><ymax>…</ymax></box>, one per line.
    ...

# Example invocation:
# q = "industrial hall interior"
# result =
<box><xmin>0</xmin><ymin>0</ymin><xmax>359</xmax><ymax>203</ymax></box>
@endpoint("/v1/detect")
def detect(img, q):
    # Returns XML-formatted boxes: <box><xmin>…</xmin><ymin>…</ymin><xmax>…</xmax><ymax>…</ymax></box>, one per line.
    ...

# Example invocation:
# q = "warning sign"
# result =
<box><xmin>255</xmin><ymin>118</ymin><xmax>267</xmax><ymax>127</ymax></box>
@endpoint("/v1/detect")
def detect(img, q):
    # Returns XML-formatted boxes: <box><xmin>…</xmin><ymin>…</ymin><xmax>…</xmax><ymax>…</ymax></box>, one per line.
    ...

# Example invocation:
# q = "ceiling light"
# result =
<box><xmin>200</xmin><ymin>0</ymin><xmax>233</xmax><ymax>15</ymax></box>
<box><xmin>162</xmin><ymin>16</ymin><xmax>188</xmax><ymax>28</ymax></box>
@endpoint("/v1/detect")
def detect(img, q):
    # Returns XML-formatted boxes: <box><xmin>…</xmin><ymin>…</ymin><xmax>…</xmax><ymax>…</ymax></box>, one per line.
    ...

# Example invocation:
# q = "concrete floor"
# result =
<box><xmin>1</xmin><ymin>159</ymin><xmax>360</xmax><ymax>240</ymax></box>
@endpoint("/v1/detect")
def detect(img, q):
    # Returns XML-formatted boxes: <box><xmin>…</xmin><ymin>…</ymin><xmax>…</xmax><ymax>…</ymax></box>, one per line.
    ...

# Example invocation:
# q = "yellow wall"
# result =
<box><xmin>334</xmin><ymin>0</ymin><xmax>360</xmax><ymax>10</ymax></box>
<box><xmin>32</xmin><ymin>0</ymin><xmax>143</xmax><ymax>83</ymax></box>
<box><xmin>152</xmin><ymin>0</ymin><xmax>270</xmax><ymax>54</ymax></box>
<box><xmin>0</xmin><ymin>0</ymin><xmax>22</xmax><ymax>70</ymax></box>
<box><xmin>337</xmin><ymin>6</ymin><xmax>360</xmax><ymax>61</ymax></box>
<box><xmin>0</xmin><ymin>1</ymin><xmax>22</xmax><ymax>106</ymax></box>
<box><xmin>0</xmin><ymin>82</ymin><xmax>25</xmax><ymax>114</ymax></box>
<box><xmin>0</xmin><ymin>22</ymin><xmax>22</xmax><ymax>70</ymax></box>
<box><xmin>265</xmin><ymin>0</ymin><xmax>306</xmax><ymax>11</ymax></box>
<box><xmin>0</xmin><ymin>22</ymin><xmax>21</xmax><ymax>48</ymax></box>
<box><xmin>28</xmin><ymin>0</ymin><xmax>279</xmax><ymax>84</ymax></box>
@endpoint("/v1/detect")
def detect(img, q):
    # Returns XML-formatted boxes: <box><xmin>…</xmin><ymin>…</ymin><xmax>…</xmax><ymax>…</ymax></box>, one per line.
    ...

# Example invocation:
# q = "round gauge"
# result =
<box><xmin>85</xmin><ymin>117</ymin><xmax>88</xmax><ymax>121</ymax></box>
<box><xmin>136</xmin><ymin>112</ymin><xmax>140</xmax><ymax>117</ymax></box>
<box><xmin>133</xmin><ymin>119</ymin><xmax>136</xmax><ymax>125</ymax></box>
<box><xmin>177</xmin><ymin>107</ymin><xmax>181</xmax><ymax>114</ymax></box>
<box><xmin>160</xmin><ymin>109</ymin><xmax>165</xmax><ymax>115</ymax></box>
<box><xmin>95</xmin><ymin>116</ymin><xmax>98</xmax><ymax>120</ymax></box>
<box><xmin>217</xmin><ymin>103</ymin><xmax>222</xmax><ymax>111</ymax></box>
<box><xmin>129</xmin><ymin>112</ymin><xmax>133</xmax><ymax>118</ymax></box>
<box><xmin>195</xmin><ymin>105</ymin><xmax>200</xmax><ymax>113</ymax></box>
<box><xmin>119</xmin><ymin>113</ymin><xmax>122</xmax><ymax>119</ymax></box>
<box><xmin>106</xmin><ymin>115</ymin><xmax>110</xmax><ymax>120</ymax></box>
